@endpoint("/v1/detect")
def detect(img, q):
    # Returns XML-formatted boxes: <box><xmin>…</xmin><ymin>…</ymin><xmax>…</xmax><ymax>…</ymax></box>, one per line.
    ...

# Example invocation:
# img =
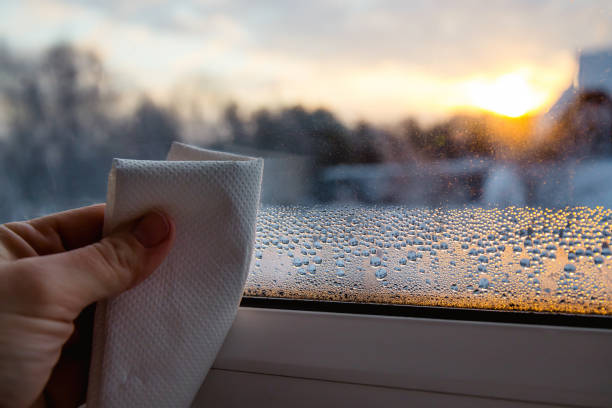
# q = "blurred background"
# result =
<box><xmin>1</xmin><ymin>0</ymin><xmax>612</xmax><ymax>222</ymax></box>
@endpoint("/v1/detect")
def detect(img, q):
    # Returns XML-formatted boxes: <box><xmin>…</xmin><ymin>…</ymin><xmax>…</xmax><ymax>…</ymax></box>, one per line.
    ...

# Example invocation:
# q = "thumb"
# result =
<box><xmin>20</xmin><ymin>211</ymin><xmax>175</xmax><ymax>317</ymax></box>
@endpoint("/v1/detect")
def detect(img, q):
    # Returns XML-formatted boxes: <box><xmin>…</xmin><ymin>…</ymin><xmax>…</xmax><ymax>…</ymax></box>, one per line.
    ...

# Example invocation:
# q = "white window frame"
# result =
<box><xmin>193</xmin><ymin>305</ymin><xmax>612</xmax><ymax>407</ymax></box>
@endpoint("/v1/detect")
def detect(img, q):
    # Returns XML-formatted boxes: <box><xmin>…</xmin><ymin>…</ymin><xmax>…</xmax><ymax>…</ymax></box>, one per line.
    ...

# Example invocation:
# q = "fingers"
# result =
<box><xmin>0</xmin><ymin>204</ymin><xmax>106</xmax><ymax>260</ymax></box>
<box><xmin>28</xmin><ymin>204</ymin><xmax>106</xmax><ymax>252</ymax></box>
<box><xmin>44</xmin><ymin>305</ymin><xmax>96</xmax><ymax>407</ymax></box>
<box><xmin>4</xmin><ymin>211</ymin><xmax>175</xmax><ymax>320</ymax></box>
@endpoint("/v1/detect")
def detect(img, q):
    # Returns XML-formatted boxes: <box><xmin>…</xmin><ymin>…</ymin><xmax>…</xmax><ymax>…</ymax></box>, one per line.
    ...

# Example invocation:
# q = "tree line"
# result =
<box><xmin>3</xmin><ymin>42</ymin><xmax>601</xmax><ymax>220</ymax></box>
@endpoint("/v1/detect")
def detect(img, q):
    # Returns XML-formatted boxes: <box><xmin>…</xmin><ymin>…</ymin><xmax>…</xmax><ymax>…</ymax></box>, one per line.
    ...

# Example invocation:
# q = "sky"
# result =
<box><xmin>1</xmin><ymin>0</ymin><xmax>612</xmax><ymax>124</ymax></box>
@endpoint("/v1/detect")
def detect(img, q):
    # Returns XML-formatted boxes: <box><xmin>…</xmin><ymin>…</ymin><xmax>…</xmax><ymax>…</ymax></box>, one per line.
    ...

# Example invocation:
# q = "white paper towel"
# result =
<box><xmin>86</xmin><ymin>142</ymin><xmax>263</xmax><ymax>407</ymax></box>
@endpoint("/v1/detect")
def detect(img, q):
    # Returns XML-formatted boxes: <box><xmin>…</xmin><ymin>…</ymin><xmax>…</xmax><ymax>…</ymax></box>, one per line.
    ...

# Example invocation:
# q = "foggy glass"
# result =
<box><xmin>1</xmin><ymin>2</ymin><xmax>611</xmax><ymax>315</ymax></box>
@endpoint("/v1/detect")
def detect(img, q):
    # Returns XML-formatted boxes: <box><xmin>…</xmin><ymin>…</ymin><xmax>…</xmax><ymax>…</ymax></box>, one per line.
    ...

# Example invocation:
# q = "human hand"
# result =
<box><xmin>0</xmin><ymin>204</ymin><xmax>175</xmax><ymax>408</ymax></box>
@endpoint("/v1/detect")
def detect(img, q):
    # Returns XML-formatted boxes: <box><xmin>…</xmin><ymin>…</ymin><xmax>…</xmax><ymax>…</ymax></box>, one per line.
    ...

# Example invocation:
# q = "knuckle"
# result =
<box><xmin>0</xmin><ymin>226</ymin><xmax>11</xmax><ymax>249</ymax></box>
<box><xmin>92</xmin><ymin>236</ymin><xmax>142</xmax><ymax>288</ymax></box>
<box><xmin>0</xmin><ymin>222</ymin><xmax>21</xmax><ymax>244</ymax></box>
<box><xmin>1</xmin><ymin>221</ymin><xmax>22</xmax><ymax>231</ymax></box>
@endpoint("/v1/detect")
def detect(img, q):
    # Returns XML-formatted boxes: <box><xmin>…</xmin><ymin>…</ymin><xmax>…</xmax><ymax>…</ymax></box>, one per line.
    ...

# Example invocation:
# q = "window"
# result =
<box><xmin>1</xmin><ymin>1</ymin><xmax>611</xmax><ymax>321</ymax></box>
<box><xmin>245</xmin><ymin>206</ymin><xmax>611</xmax><ymax>318</ymax></box>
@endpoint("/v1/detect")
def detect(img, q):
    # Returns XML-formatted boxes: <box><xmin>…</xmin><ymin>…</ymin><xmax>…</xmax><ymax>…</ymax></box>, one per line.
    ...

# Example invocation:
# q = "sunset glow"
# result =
<box><xmin>0</xmin><ymin>1</ymin><xmax>608</xmax><ymax>123</ymax></box>
<box><xmin>465</xmin><ymin>72</ymin><xmax>549</xmax><ymax>117</ymax></box>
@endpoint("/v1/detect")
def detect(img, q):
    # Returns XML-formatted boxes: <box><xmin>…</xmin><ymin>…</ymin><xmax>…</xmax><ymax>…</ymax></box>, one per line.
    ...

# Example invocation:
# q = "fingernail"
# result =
<box><xmin>133</xmin><ymin>211</ymin><xmax>170</xmax><ymax>248</ymax></box>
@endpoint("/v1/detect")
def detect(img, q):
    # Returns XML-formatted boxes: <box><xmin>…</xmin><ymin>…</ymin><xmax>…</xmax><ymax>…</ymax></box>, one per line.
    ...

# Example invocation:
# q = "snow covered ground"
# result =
<box><xmin>484</xmin><ymin>159</ymin><xmax>612</xmax><ymax>208</ymax></box>
<box><xmin>320</xmin><ymin>158</ymin><xmax>612</xmax><ymax>209</ymax></box>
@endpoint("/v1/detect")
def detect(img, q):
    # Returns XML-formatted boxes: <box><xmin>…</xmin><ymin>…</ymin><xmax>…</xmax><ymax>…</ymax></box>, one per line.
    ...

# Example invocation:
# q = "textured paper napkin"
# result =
<box><xmin>86</xmin><ymin>142</ymin><xmax>263</xmax><ymax>407</ymax></box>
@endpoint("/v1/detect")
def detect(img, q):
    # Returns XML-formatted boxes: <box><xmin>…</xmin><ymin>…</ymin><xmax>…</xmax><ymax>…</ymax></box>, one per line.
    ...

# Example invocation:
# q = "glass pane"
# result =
<box><xmin>1</xmin><ymin>1</ymin><xmax>611</xmax><ymax>315</ymax></box>
<box><xmin>245</xmin><ymin>206</ymin><xmax>611</xmax><ymax>315</ymax></box>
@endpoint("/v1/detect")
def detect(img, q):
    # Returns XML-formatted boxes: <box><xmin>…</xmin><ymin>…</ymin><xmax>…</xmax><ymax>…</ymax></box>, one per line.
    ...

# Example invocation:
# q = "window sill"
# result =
<box><xmin>193</xmin><ymin>306</ymin><xmax>612</xmax><ymax>407</ymax></box>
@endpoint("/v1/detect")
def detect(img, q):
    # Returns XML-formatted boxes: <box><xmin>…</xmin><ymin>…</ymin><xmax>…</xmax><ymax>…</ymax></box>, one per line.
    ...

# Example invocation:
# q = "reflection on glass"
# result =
<box><xmin>245</xmin><ymin>206</ymin><xmax>611</xmax><ymax>315</ymax></box>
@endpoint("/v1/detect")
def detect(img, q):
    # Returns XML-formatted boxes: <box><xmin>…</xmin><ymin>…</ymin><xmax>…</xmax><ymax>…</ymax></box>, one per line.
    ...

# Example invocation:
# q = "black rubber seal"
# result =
<box><xmin>240</xmin><ymin>296</ymin><xmax>612</xmax><ymax>329</ymax></box>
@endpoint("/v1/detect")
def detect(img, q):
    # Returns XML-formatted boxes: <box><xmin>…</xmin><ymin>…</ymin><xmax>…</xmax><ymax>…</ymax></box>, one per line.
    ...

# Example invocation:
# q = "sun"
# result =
<box><xmin>464</xmin><ymin>72</ymin><xmax>548</xmax><ymax>117</ymax></box>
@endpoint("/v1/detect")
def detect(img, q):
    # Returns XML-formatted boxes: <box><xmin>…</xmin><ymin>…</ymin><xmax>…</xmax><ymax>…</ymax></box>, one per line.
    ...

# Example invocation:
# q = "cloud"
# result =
<box><xmin>59</xmin><ymin>0</ymin><xmax>612</xmax><ymax>74</ymax></box>
<box><xmin>0</xmin><ymin>0</ymin><xmax>610</xmax><ymax>122</ymax></box>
